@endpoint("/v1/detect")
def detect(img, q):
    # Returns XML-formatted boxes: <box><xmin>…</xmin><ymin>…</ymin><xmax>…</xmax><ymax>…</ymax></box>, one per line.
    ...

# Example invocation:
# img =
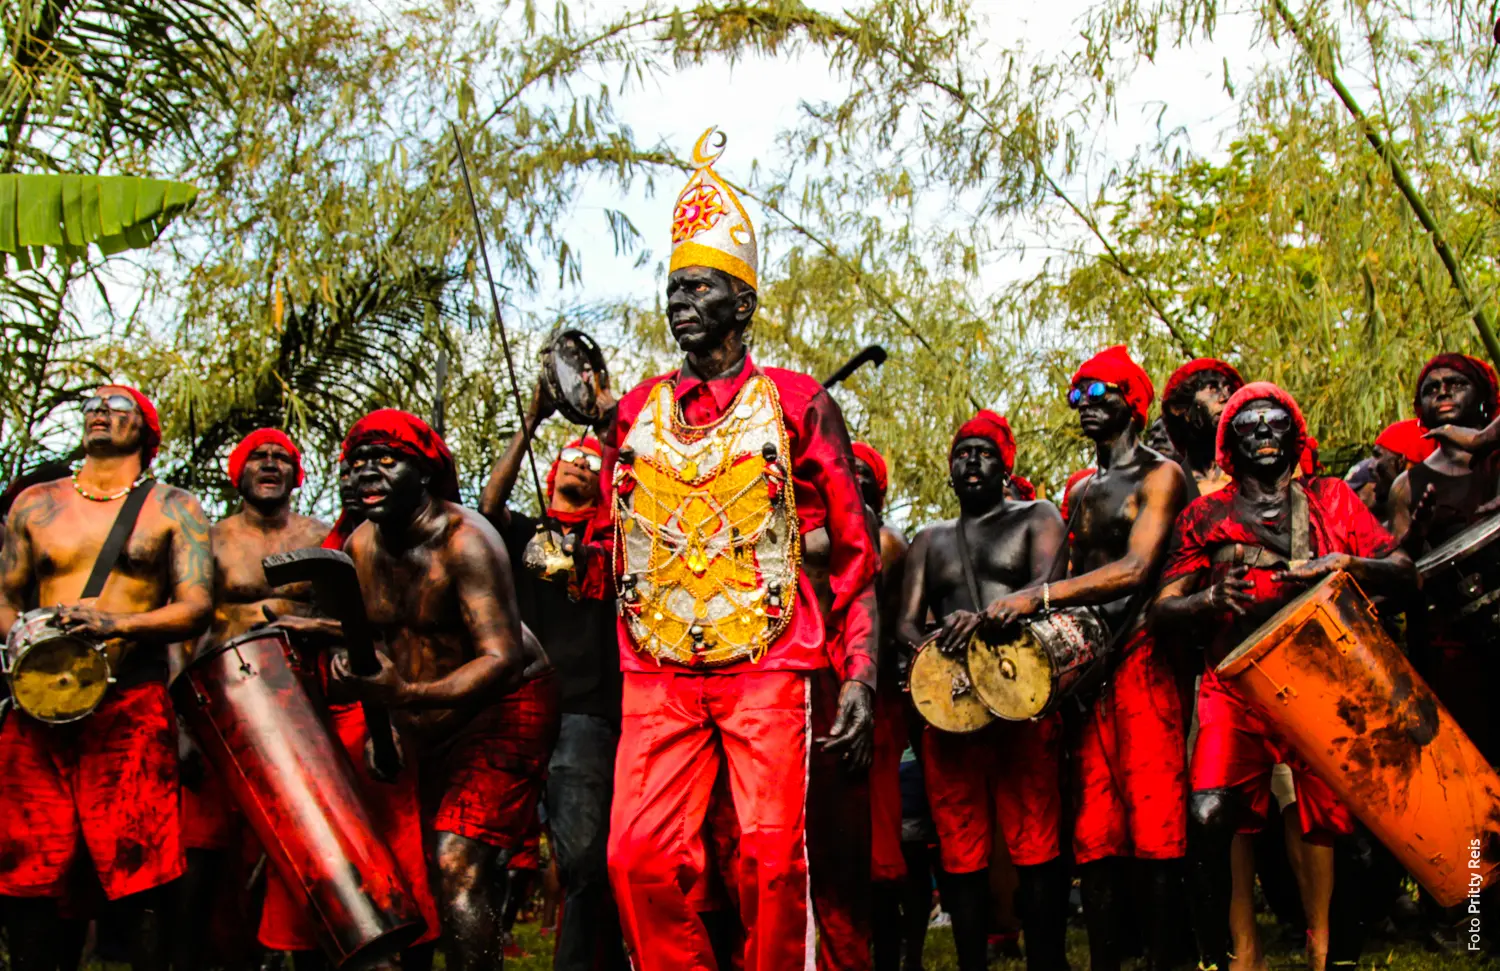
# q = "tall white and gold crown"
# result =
<box><xmin>669</xmin><ymin>127</ymin><xmax>758</xmax><ymax>289</ymax></box>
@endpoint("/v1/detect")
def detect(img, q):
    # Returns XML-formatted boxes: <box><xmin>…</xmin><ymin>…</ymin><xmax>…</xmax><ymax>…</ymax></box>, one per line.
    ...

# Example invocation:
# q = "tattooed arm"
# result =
<box><xmin>0</xmin><ymin>487</ymin><xmax>45</xmax><ymax>632</ymax></box>
<box><xmin>109</xmin><ymin>486</ymin><xmax>214</xmax><ymax>642</ymax></box>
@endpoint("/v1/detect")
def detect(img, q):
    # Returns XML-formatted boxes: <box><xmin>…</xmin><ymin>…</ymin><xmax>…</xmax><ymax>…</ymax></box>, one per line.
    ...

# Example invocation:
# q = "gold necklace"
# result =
<box><xmin>72</xmin><ymin>468</ymin><xmax>152</xmax><ymax>502</ymax></box>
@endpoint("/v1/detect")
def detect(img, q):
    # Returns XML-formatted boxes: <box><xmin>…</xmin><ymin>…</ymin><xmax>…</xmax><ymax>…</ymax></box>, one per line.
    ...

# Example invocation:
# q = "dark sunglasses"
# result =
<box><xmin>560</xmin><ymin>447</ymin><xmax>602</xmax><ymax>472</ymax></box>
<box><xmin>81</xmin><ymin>394</ymin><xmax>137</xmax><ymax>416</ymax></box>
<box><xmin>1067</xmin><ymin>381</ymin><xmax>1121</xmax><ymax>408</ymax></box>
<box><xmin>1229</xmin><ymin>408</ymin><xmax>1293</xmax><ymax>434</ymax></box>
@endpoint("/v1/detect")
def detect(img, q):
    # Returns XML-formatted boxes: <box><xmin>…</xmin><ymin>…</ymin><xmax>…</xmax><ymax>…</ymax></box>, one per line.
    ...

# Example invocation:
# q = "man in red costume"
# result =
<box><xmin>480</xmin><ymin>376</ymin><xmax>626</xmax><ymax>971</ymax></box>
<box><xmin>0</xmin><ymin>384</ymin><xmax>214</xmax><ymax>971</ymax></box>
<box><xmin>1161</xmin><ymin>359</ymin><xmax>1245</xmax><ymax>498</ymax></box>
<box><xmin>330</xmin><ymin>409</ymin><xmax>556</xmax><ymax>971</ymax></box>
<box><xmin>986</xmin><ymin>347</ymin><xmax>1190</xmax><ymax>971</ymax></box>
<box><xmin>896</xmin><ymin>410</ymin><xmax>1069</xmax><ymax>971</ymax></box>
<box><xmin>593</xmin><ymin>128</ymin><xmax>881</xmax><ymax>971</ymax></box>
<box><xmin>1153</xmin><ymin>382</ymin><xmax>1413</xmax><ymax>971</ymax></box>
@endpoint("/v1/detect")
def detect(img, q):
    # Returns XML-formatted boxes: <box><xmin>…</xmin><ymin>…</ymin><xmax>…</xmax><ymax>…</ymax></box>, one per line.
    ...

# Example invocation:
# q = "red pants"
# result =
<box><xmin>1072</xmin><ymin>630</ymin><xmax>1188</xmax><ymax>864</ymax></box>
<box><xmin>181</xmin><ymin>764</ymin><xmax>237</xmax><ymax>851</ymax></box>
<box><xmin>870</xmin><ymin>683</ymin><xmax>907</xmax><ymax>884</ymax></box>
<box><xmin>923</xmin><ymin>714</ymin><xmax>1063</xmax><ymax>872</ymax></box>
<box><xmin>0</xmin><ymin>682</ymin><xmax>183</xmax><ymax>900</ymax></box>
<box><xmin>431</xmin><ymin>673</ymin><xmax>559</xmax><ymax>850</ymax></box>
<box><xmin>259</xmin><ymin>704</ymin><xmax>440</xmax><ymax>950</ymax></box>
<box><xmin>1191</xmin><ymin>672</ymin><xmax>1352</xmax><ymax>842</ymax></box>
<box><xmin>608</xmin><ymin>670</ymin><xmax>813</xmax><ymax>971</ymax></box>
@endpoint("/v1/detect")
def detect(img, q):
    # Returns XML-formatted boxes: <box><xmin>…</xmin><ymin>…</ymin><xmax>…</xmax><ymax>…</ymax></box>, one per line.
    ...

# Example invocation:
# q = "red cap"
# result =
<box><xmin>100</xmin><ymin>384</ymin><xmax>160</xmax><ymax>467</ymax></box>
<box><xmin>1071</xmin><ymin>346</ymin><xmax>1154</xmax><ymax>429</ymax></box>
<box><xmin>851</xmin><ymin>442</ymin><xmax>889</xmax><ymax>505</ymax></box>
<box><xmin>1414</xmin><ymin>354</ymin><xmax>1500</xmax><ymax>428</ymax></box>
<box><xmin>950</xmin><ymin>410</ymin><xmax>1017</xmax><ymax>473</ymax></box>
<box><xmin>1162</xmin><ymin>358</ymin><xmax>1244</xmax><ymax>406</ymax></box>
<box><xmin>226</xmin><ymin>429</ymin><xmax>304</xmax><ymax>489</ymax></box>
<box><xmin>342</xmin><ymin>410</ymin><xmax>460</xmax><ymax>502</ymax></box>
<box><xmin>1009</xmin><ymin>474</ymin><xmax>1037</xmax><ymax>501</ymax></box>
<box><xmin>1215</xmin><ymin>382</ymin><xmax>1310</xmax><ymax>474</ymax></box>
<box><xmin>1373</xmin><ymin>418</ymin><xmax>1436</xmax><ymax>465</ymax></box>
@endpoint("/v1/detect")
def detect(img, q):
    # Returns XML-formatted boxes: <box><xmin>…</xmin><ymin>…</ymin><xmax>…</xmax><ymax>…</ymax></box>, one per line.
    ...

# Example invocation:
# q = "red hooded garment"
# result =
<box><xmin>545</xmin><ymin>436</ymin><xmax>602</xmax><ymax>527</ymax></box>
<box><xmin>1071</xmin><ymin>346</ymin><xmax>1154</xmax><ymax>429</ymax></box>
<box><xmin>1214</xmin><ymin>382</ymin><xmax>1310</xmax><ymax>476</ymax></box>
<box><xmin>851</xmin><ymin>441</ymin><xmax>888</xmax><ymax>506</ymax></box>
<box><xmin>950</xmin><ymin>410</ymin><xmax>1017</xmax><ymax>472</ymax></box>
<box><xmin>1373</xmin><ymin>418</ymin><xmax>1436</xmax><ymax>466</ymax></box>
<box><xmin>102</xmin><ymin>384</ymin><xmax>161</xmax><ymax>467</ymax></box>
<box><xmin>226</xmin><ymin>429</ymin><xmax>304</xmax><ymax>488</ymax></box>
<box><xmin>1414</xmin><ymin>353</ymin><xmax>1500</xmax><ymax>427</ymax></box>
<box><xmin>341</xmin><ymin>410</ymin><xmax>460</xmax><ymax>502</ymax></box>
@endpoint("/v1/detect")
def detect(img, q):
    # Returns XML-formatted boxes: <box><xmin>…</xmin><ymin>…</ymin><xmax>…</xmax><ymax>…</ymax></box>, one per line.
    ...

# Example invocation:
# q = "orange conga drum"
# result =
<box><xmin>1217</xmin><ymin>571</ymin><xmax>1500</xmax><ymax>906</ymax></box>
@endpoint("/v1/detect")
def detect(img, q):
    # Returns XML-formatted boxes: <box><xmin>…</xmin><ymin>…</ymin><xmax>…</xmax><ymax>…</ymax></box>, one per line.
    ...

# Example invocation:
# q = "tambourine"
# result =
<box><xmin>540</xmin><ymin>329</ymin><xmax>611</xmax><ymax>427</ymax></box>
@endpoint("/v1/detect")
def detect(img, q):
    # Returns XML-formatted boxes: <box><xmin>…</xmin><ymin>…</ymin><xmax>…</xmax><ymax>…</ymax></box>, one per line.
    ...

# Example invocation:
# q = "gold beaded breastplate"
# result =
<box><xmin>614</xmin><ymin>374</ymin><xmax>800</xmax><ymax>667</ymax></box>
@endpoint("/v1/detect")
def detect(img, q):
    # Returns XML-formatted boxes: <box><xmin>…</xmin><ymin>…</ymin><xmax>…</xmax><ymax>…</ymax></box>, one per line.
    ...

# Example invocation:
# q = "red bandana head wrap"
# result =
<box><xmin>1071</xmin><ymin>346</ymin><xmax>1154</xmax><ymax>430</ymax></box>
<box><xmin>1373</xmin><ymin>418</ymin><xmax>1436</xmax><ymax>466</ymax></box>
<box><xmin>1162</xmin><ymin>358</ymin><xmax>1244</xmax><ymax>408</ymax></box>
<box><xmin>950</xmin><ymin>410</ymin><xmax>1017</xmax><ymax>473</ymax></box>
<box><xmin>1009</xmin><ymin>474</ymin><xmax>1037</xmax><ymax>501</ymax></box>
<box><xmin>226</xmin><ymin>429</ymin><xmax>305</xmax><ymax>489</ymax></box>
<box><xmin>850</xmin><ymin>441</ymin><xmax>889</xmax><ymax>507</ymax></box>
<box><xmin>341</xmin><ymin>410</ymin><xmax>460</xmax><ymax>502</ymax></box>
<box><xmin>1215</xmin><ymin>382</ymin><xmax>1310</xmax><ymax>475</ymax></box>
<box><xmin>546</xmin><ymin>436</ymin><xmax>603</xmax><ymax>522</ymax></box>
<box><xmin>99</xmin><ymin>384</ymin><xmax>160</xmax><ymax>467</ymax></box>
<box><xmin>1414</xmin><ymin>354</ymin><xmax>1500</xmax><ymax>428</ymax></box>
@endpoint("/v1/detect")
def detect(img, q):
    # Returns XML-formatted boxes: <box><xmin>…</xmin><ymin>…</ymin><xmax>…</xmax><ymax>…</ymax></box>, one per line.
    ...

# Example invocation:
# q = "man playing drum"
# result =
<box><xmin>1152</xmin><ymin>382</ymin><xmax>1413</xmax><ymax>971</ymax></box>
<box><xmin>985</xmin><ymin>346</ymin><xmax>1191</xmax><ymax>971</ymax></box>
<box><xmin>586</xmin><ymin>128</ymin><xmax>881</xmax><ymax>971</ymax></box>
<box><xmin>1391</xmin><ymin>354</ymin><xmax>1500</xmax><ymax>764</ymax></box>
<box><xmin>0</xmin><ymin>384</ymin><xmax>214</xmax><ymax>971</ymax></box>
<box><xmin>331</xmin><ymin>409</ymin><xmax>556</xmax><ymax>971</ymax></box>
<box><xmin>895</xmin><ymin>411</ymin><xmax>1070</xmax><ymax>971</ymax></box>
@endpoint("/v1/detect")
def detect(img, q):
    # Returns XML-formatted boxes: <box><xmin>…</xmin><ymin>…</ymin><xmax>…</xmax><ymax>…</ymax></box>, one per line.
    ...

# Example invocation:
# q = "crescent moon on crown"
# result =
<box><xmin>692</xmin><ymin>127</ymin><xmax>728</xmax><ymax>167</ymax></box>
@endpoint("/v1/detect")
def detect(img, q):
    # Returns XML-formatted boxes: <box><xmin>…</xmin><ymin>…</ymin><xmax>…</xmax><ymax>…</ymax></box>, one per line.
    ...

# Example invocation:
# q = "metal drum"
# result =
<box><xmin>1217</xmin><ymin>571</ymin><xmax>1500</xmax><ymax>907</ymax></box>
<box><xmin>4</xmin><ymin>608</ymin><xmax>111</xmax><ymax>723</ymax></box>
<box><xmin>908</xmin><ymin>635</ymin><xmax>994</xmax><ymax>734</ymax></box>
<box><xmin>970</xmin><ymin>606</ymin><xmax>1110</xmax><ymax>721</ymax></box>
<box><xmin>173</xmin><ymin>629</ymin><xmax>422</xmax><ymax>966</ymax></box>
<box><xmin>540</xmin><ymin>328</ymin><xmax>611</xmax><ymax>426</ymax></box>
<box><xmin>1415</xmin><ymin>512</ymin><xmax>1500</xmax><ymax>632</ymax></box>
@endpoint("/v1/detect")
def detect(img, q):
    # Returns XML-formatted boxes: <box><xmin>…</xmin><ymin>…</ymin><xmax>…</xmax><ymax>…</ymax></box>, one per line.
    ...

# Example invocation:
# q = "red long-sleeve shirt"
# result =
<box><xmin>583</xmin><ymin>353</ymin><xmax>881</xmax><ymax>684</ymax></box>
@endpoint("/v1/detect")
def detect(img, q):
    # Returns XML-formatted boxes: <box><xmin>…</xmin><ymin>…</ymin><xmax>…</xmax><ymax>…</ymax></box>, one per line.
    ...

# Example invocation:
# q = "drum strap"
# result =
<box><xmin>954</xmin><ymin>517</ymin><xmax>985</xmax><ymax>613</ymax></box>
<box><xmin>80</xmin><ymin>480</ymin><xmax>154</xmax><ymax>600</ymax></box>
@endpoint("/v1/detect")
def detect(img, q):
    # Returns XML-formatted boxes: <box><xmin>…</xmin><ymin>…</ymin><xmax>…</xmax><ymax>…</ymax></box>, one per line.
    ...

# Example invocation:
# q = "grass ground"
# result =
<box><xmin>500</xmin><ymin>917</ymin><xmax>1492</xmax><ymax>970</ymax></box>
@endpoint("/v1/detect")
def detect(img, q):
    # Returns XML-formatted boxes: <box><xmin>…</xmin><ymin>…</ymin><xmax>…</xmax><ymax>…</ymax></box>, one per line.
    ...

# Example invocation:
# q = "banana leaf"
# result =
<box><xmin>0</xmin><ymin>174</ymin><xmax>199</xmax><ymax>271</ymax></box>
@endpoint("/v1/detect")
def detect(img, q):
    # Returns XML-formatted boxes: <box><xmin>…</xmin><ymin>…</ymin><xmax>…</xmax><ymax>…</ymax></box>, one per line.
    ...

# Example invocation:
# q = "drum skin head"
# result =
<box><xmin>909</xmin><ymin>642</ymin><xmax>994</xmax><ymax>733</ymax></box>
<box><xmin>970</xmin><ymin>631</ymin><xmax>1053</xmax><ymax>721</ymax></box>
<box><xmin>1417</xmin><ymin>511</ymin><xmax>1500</xmax><ymax>579</ymax></box>
<box><xmin>11</xmin><ymin>635</ymin><xmax>110</xmax><ymax>723</ymax></box>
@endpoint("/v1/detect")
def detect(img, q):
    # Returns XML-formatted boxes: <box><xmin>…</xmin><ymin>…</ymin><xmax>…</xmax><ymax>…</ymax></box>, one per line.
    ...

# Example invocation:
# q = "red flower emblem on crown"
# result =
<box><xmin>672</xmin><ymin>181</ymin><xmax>727</xmax><ymax>243</ymax></box>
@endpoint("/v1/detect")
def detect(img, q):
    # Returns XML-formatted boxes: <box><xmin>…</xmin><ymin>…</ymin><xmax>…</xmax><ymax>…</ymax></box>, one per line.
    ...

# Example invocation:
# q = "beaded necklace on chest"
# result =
<box><xmin>72</xmin><ymin>467</ymin><xmax>152</xmax><ymax>502</ymax></box>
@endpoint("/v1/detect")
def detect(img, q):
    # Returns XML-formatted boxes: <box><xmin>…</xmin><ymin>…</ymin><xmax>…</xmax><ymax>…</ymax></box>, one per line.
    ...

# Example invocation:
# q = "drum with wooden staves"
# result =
<box><xmin>540</xmin><ymin>328</ymin><xmax>611</xmax><ymax>427</ymax></box>
<box><xmin>1415</xmin><ymin>512</ymin><xmax>1500</xmax><ymax>637</ymax></box>
<box><xmin>969</xmin><ymin>606</ymin><xmax>1111</xmax><ymax>721</ymax></box>
<box><xmin>3</xmin><ymin>607</ymin><xmax>112</xmax><ymax>724</ymax></box>
<box><xmin>908</xmin><ymin>634</ymin><xmax>994</xmax><ymax>734</ymax></box>
<box><xmin>1216</xmin><ymin>570</ymin><xmax>1500</xmax><ymax>907</ymax></box>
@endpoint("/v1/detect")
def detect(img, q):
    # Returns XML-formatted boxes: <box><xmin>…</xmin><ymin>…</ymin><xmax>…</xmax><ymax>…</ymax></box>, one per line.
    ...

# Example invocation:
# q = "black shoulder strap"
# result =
<box><xmin>953</xmin><ymin>517</ymin><xmax>985</xmax><ymax>613</ymax></box>
<box><xmin>1289</xmin><ymin>480</ymin><xmax>1312</xmax><ymax>561</ymax></box>
<box><xmin>1044</xmin><ymin>472</ymin><xmax>1092</xmax><ymax>583</ymax></box>
<box><xmin>81</xmin><ymin>481</ymin><xmax>153</xmax><ymax>600</ymax></box>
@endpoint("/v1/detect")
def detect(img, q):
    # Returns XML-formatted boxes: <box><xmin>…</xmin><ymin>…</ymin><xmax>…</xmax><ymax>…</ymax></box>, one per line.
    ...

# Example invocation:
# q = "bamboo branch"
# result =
<box><xmin>1272</xmin><ymin>0</ymin><xmax>1500</xmax><ymax>366</ymax></box>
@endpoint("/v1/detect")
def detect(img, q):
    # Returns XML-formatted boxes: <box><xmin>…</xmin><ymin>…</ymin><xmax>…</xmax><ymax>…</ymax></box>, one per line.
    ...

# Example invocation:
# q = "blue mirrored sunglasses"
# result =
<box><xmin>1067</xmin><ymin>381</ymin><xmax>1121</xmax><ymax>408</ymax></box>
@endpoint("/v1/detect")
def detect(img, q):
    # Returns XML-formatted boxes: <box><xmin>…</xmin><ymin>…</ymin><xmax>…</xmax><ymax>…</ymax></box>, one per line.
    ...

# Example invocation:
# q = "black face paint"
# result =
<box><xmin>665</xmin><ymin>266</ymin><xmax>752</xmax><ymax>354</ymax></box>
<box><xmin>949</xmin><ymin>437</ymin><xmax>1008</xmax><ymax>508</ymax></box>
<box><xmin>1073</xmin><ymin>383</ymin><xmax>1134</xmax><ymax>441</ymax></box>
<box><xmin>854</xmin><ymin>459</ymin><xmax>882</xmax><ymax>511</ymax></box>
<box><xmin>239</xmin><ymin>445</ymin><xmax>296</xmax><ymax>506</ymax></box>
<box><xmin>1229</xmin><ymin>397</ymin><xmax>1299</xmax><ymax>477</ymax></box>
<box><xmin>1417</xmin><ymin>367</ymin><xmax>1484</xmax><ymax>430</ymax></box>
<box><xmin>349</xmin><ymin>444</ymin><xmax>430</xmax><ymax>525</ymax></box>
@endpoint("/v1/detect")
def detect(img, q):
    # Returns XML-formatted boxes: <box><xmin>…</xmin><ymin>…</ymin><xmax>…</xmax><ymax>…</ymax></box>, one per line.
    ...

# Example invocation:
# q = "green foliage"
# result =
<box><xmin>0</xmin><ymin>173</ymin><xmax>198</xmax><ymax>268</ymax></box>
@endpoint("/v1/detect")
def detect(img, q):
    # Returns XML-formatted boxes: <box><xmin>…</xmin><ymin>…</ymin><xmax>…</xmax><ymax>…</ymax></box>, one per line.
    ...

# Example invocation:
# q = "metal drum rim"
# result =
<box><xmin>910</xmin><ymin>638</ymin><xmax>994</xmax><ymax>734</ymax></box>
<box><xmin>542</xmin><ymin>328</ymin><xmax>609</xmax><ymax>426</ymax></box>
<box><xmin>1415</xmin><ymin>511</ymin><xmax>1500</xmax><ymax>578</ymax></box>
<box><xmin>186</xmin><ymin>626</ymin><xmax>293</xmax><ymax>671</ymax></box>
<box><xmin>969</xmin><ymin>627</ymin><xmax>1051</xmax><ymax>722</ymax></box>
<box><xmin>1216</xmin><ymin>572</ymin><xmax>1341</xmax><ymax>677</ymax></box>
<box><xmin>7</xmin><ymin>608</ymin><xmax>112</xmax><ymax>724</ymax></box>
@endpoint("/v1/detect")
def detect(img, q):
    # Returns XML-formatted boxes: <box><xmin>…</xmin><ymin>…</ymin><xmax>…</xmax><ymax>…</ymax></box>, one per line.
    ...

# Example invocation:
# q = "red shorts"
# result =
<box><xmin>432</xmin><ymin>673</ymin><xmax>559</xmax><ymax>850</ymax></box>
<box><xmin>181</xmin><ymin>764</ymin><xmax>238</xmax><ymax>851</ymax></box>
<box><xmin>870</xmin><ymin>682</ymin><xmax>908</xmax><ymax>883</ymax></box>
<box><xmin>922</xmin><ymin>713</ymin><xmax>1063</xmax><ymax>872</ymax></box>
<box><xmin>1072</xmin><ymin>630</ymin><xmax>1188</xmax><ymax>864</ymax></box>
<box><xmin>1191</xmin><ymin>672</ymin><xmax>1352</xmax><ymax>842</ymax></box>
<box><xmin>259</xmin><ymin>704</ymin><xmax>440</xmax><ymax>950</ymax></box>
<box><xmin>0</xmin><ymin>682</ymin><xmax>183</xmax><ymax>900</ymax></box>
